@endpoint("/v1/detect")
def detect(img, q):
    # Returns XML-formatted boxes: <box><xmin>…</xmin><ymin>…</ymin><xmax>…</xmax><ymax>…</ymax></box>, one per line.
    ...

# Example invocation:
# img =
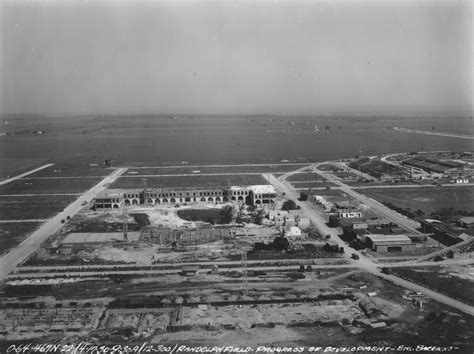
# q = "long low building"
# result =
<box><xmin>365</xmin><ymin>234</ymin><xmax>415</xmax><ymax>252</ymax></box>
<box><xmin>401</xmin><ymin>156</ymin><xmax>473</xmax><ymax>177</ymax></box>
<box><xmin>93</xmin><ymin>185</ymin><xmax>276</xmax><ymax>209</ymax></box>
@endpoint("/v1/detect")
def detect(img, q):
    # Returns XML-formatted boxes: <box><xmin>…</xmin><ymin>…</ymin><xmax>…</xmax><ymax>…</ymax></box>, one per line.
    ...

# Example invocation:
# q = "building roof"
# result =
<box><xmin>366</xmin><ymin>234</ymin><xmax>412</xmax><ymax>244</ymax></box>
<box><xmin>325</xmin><ymin>240</ymin><xmax>339</xmax><ymax>247</ymax></box>
<box><xmin>96</xmin><ymin>190</ymin><xmax>128</xmax><ymax>198</ymax></box>
<box><xmin>250</xmin><ymin>185</ymin><xmax>276</xmax><ymax>194</ymax></box>
<box><xmin>286</xmin><ymin>226</ymin><xmax>302</xmax><ymax>236</ymax></box>
<box><xmin>458</xmin><ymin>233</ymin><xmax>472</xmax><ymax>241</ymax></box>
<box><xmin>458</xmin><ymin>217</ymin><xmax>474</xmax><ymax>225</ymax></box>
<box><xmin>423</xmin><ymin>218</ymin><xmax>442</xmax><ymax>224</ymax></box>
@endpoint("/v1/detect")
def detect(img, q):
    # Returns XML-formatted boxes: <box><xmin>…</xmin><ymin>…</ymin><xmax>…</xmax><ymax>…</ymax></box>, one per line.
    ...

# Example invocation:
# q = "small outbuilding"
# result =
<box><xmin>457</xmin><ymin>217</ymin><xmax>474</xmax><ymax>230</ymax></box>
<box><xmin>365</xmin><ymin>234</ymin><xmax>414</xmax><ymax>252</ymax></box>
<box><xmin>323</xmin><ymin>240</ymin><xmax>339</xmax><ymax>252</ymax></box>
<box><xmin>286</xmin><ymin>226</ymin><xmax>302</xmax><ymax>237</ymax></box>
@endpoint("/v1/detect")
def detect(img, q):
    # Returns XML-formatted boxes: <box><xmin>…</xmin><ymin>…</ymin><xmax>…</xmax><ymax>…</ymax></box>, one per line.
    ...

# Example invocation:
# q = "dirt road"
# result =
<box><xmin>394</xmin><ymin>128</ymin><xmax>474</xmax><ymax>140</ymax></box>
<box><xmin>0</xmin><ymin>163</ymin><xmax>54</xmax><ymax>186</ymax></box>
<box><xmin>0</xmin><ymin>167</ymin><xmax>127</xmax><ymax>280</ymax></box>
<box><xmin>312</xmin><ymin>165</ymin><xmax>422</xmax><ymax>232</ymax></box>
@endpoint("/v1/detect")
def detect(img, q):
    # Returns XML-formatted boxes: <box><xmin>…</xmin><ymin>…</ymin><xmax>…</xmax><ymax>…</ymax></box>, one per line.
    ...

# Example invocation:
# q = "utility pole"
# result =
<box><xmin>123</xmin><ymin>205</ymin><xmax>128</xmax><ymax>241</ymax></box>
<box><xmin>142</xmin><ymin>177</ymin><xmax>148</xmax><ymax>205</ymax></box>
<box><xmin>241</xmin><ymin>250</ymin><xmax>248</xmax><ymax>295</ymax></box>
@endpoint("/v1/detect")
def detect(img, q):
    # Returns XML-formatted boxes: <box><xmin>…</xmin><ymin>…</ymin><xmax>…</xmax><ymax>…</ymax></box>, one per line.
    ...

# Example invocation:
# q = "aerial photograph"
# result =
<box><xmin>0</xmin><ymin>0</ymin><xmax>472</xmax><ymax>353</ymax></box>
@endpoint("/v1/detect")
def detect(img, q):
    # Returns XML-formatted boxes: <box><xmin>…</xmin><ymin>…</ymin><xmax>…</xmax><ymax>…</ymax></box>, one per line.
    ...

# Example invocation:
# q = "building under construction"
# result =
<box><xmin>92</xmin><ymin>185</ymin><xmax>277</xmax><ymax>210</ymax></box>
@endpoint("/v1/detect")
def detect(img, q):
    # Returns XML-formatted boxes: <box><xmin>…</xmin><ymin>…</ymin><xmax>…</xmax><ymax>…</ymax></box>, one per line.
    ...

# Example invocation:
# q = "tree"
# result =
<box><xmin>299</xmin><ymin>192</ymin><xmax>308</xmax><ymax>201</ymax></box>
<box><xmin>282</xmin><ymin>199</ymin><xmax>297</xmax><ymax>211</ymax></box>
<box><xmin>220</xmin><ymin>205</ymin><xmax>234</xmax><ymax>224</ymax></box>
<box><xmin>273</xmin><ymin>236</ymin><xmax>290</xmax><ymax>250</ymax></box>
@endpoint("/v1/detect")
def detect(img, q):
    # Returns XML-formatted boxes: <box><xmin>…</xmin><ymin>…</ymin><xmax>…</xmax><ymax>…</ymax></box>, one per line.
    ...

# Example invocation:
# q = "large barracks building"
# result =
<box><xmin>93</xmin><ymin>185</ymin><xmax>277</xmax><ymax>210</ymax></box>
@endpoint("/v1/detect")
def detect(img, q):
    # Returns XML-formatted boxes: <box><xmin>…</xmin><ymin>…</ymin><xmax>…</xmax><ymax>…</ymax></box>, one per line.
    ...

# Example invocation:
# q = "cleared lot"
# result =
<box><xmin>28</xmin><ymin>163</ymin><xmax>110</xmax><ymax>178</ymax></box>
<box><xmin>0</xmin><ymin>195</ymin><xmax>77</xmax><ymax>220</ymax></box>
<box><xmin>126</xmin><ymin>164</ymin><xmax>306</xmax><ymax>175</ymax></box>
<box><xmin>290</xmin><ymin>181</ymin><xmax>337</xmax><ymax>189</ymax></box>
<box><xmin>110</xmin><ymin>174</ymin><xmax>268</xmax><ymax>189</ymax></box>
<box><xmin>0</xmin><ymin>222</ymin><xmax>43</xmax><ymax>256</ymax></box>
<box><xmin>286</xmin><ymin>172</ymin><xmax>326</xmax><ymax>182</ymax></box>
<box><xmin>359</xmin><ymin>186</ymin><xmax>474</xmax><ymax>214</ymax></box>
<box><xmin>0</xmin><ymin>158</ymin><xmax>49</xmax><ymax>181</ymax></box>
<box><xmin>0</xmin><ymin>177</ymin><xmax>102</xmax><ymax>195</ymax></box>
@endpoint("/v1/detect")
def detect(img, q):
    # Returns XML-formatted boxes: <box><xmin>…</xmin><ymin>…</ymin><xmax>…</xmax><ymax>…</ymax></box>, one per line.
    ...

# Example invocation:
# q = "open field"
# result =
<box><xmin>307</xmin><ymin>189</ymin><xmax>348</xmax><ymax>197</ymax></box>
<box><xmin>0</xmin><ymin>158</ymin><xmax>50</xmax><ymax>181</ymax></box>
<box><xmin>0</xmin><ymin>177</ymin><xmax>103</xmax><ymax>195</ymax></box>
<box><xmin>0</xmin><ymin>195</ymin><xmax>77</xmax><ymax>220</ymax></box>
<box><xmin>126</xmin><ymin>164</ymin><xmax>306</xmax><ymax>176</ymax></box>
<box><xmin>0</xmin><ymin>222</ymin><xmax>43</xmax><ymax>256</ymax></box>
<box><xmin>332</xmin><ymin>171</ymin><xmax>359</xmax><ymax>179</ymax></box>
<box><xmin>110</xmin><ymin>174</ymin><xmax>268</xmax><ymax>189</ymax></box>
<box><xmin>345</xmin><ymin>180</ymin><xmax>418</xmax><ymax>187</ymax></box>
<box><xmin>286</xmin><ymin>172</ymin><xmax>326</xmax><ymax>182</ymax></box>
<box><xmin>317</xmin><ymin>164</ymin><xmax>344</xmax><ymax>172</ymax></box>
<box><xmin>1</xmin><ymin>116</ymin><xmax>472</xmax><ymax>167</ymax></box>
<box><xmin>28</xmin><ymin>162</ymin><xmax>111</xmax><ymax>178</ymax></box>
<box><xmin>290</xmin><ymin>181</ymin><xmax>337</xmax><ymax>189</ymax></box>
<box><xmin>359</xmin><ymin>186</ymin><xmax>474</xmax><ymax>215</ymax></box>
<box><xmin>391</xmin><ymin>265</ymin><xmax>474</xmax><ymax>306</ymax></box>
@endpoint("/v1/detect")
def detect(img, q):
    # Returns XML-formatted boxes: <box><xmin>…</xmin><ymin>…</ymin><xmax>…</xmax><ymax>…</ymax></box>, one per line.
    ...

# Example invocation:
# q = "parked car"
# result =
<box><xmin>351</xmin><ymin>253</ymin><xmax>360</xmax><ymax>260</ymax></box>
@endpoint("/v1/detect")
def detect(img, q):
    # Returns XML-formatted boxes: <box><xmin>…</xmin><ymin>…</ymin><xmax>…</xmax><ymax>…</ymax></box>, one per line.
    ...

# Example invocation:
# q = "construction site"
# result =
<box><xmin>0</xmin><ymin>158</ymin><xmax>473</xmax><ymax>351</ymax></box>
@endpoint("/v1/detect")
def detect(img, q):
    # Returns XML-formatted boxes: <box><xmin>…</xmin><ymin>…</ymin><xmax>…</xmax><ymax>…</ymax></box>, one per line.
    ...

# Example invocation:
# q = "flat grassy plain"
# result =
<box><xmin>307</xmin><ymin>189</ymin><xmax>348</xmax><ymax>197</ymax></box>
<box><xmin>0</xmin><ymin>158</ymin><xmax>50</xmax><ymax>180</ymax></box>
<box><xmin>0</xmin><ymin>177</ymin><xmax>102</xmax><ymax>195</ymax></box>
<box><xmin>286</xmin><ymin>172</ymin><xmax>325</xmax><ymax>182</ymax></box>
<box><xmin>290</xmin><ymin>181</ymin><xmax>337</xmax><ymax>189</ymax></box>
<box><xmin>0</xmin><ymin>195</ymin><xmax>77</xmax><ymax>220</ymax></box>
<box><xmin>29</xmin><ymin>162</ymin><xmax>111</xmax><ymax>178</ymax></box>
<box><xmin>126</xmin><ymin>164</ymin><xmax>306</xmax><ymax>175</ymax></box>
<box><xmin>0</xmin><ymin>222</ymin><xmax>42</xmax><ymax>256</ymax></box>
<box><xmin>2</xmin><ymin>115</ymin><xmax>472</xmax><ymax>167</ymax></box>
<box><xmin>110</xmin><ymin>174</ymin><xmax>268</xmax><ymax>189</ymax></box>
<box><xmin>317</xmin><ymin>164</ymin><xmax>343</xmax><ymax>172</ymax></box>
<box><xmin>359</xmin><ymin>186</ymin><xmax>474</xmax><ymax>214</ymax></box>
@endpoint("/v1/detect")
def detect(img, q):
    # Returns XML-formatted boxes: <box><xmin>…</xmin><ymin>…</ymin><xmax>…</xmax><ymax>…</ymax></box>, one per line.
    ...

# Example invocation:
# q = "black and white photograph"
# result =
<box><xmin>0</xmin><ymin>0</ymin><xmax>473</xmax><ymax>352</ymax></box>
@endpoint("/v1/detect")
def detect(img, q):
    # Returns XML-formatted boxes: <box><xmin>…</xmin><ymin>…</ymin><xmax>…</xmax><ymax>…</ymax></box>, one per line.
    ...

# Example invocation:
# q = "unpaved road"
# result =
<box><xmin>312</xmin><ymin>165</ymin><xmax>422</xmax><ymax>232</ymax></box>
<box><xmin>394</xmin><ymin>128</ymin><xmax>474</xmax><ymax>140</ymax></box>
<box><xmin>0</xmin><ymin>163</ymin><xmax>54</xmax><ymax>186</ymax></box>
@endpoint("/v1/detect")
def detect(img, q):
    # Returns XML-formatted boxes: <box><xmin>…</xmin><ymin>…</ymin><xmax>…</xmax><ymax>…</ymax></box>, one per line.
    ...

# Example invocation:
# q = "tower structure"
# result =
<box><xmin>122</xmin><ymin>205</ymin><xmax>128</xmax><ymax>241</ymax></box>
<box><xmin>142</xmin><ymin>177</ymin><xmax>148</xmax><ymax>205</ymax></box>
<box><xmin>241</xmin><ymin>250</ymin><xmax>248</xmax><ymax>295</ymax></box>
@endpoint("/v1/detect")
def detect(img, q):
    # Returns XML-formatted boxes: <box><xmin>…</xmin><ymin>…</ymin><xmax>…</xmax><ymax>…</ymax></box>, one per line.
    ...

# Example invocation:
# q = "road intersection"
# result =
<box><xmin>274</xmin><ymin>166</ymin><xmax>474</xmax><ymax>315</ymax></box>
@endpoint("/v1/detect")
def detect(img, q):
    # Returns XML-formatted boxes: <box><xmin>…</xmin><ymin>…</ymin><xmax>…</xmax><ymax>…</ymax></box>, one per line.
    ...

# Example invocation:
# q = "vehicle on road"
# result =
<box><xmin>351</xmin><ymin>253</ymin><xmax>360</xmax><ymax>260</ymax></box>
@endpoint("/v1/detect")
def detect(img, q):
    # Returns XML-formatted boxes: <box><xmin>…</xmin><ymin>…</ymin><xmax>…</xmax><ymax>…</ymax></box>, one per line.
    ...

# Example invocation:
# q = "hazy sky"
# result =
<box><xmin>1</xmin><ymin>0</ymin><xmax>472</xmax><ymax>116</ymax></box>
